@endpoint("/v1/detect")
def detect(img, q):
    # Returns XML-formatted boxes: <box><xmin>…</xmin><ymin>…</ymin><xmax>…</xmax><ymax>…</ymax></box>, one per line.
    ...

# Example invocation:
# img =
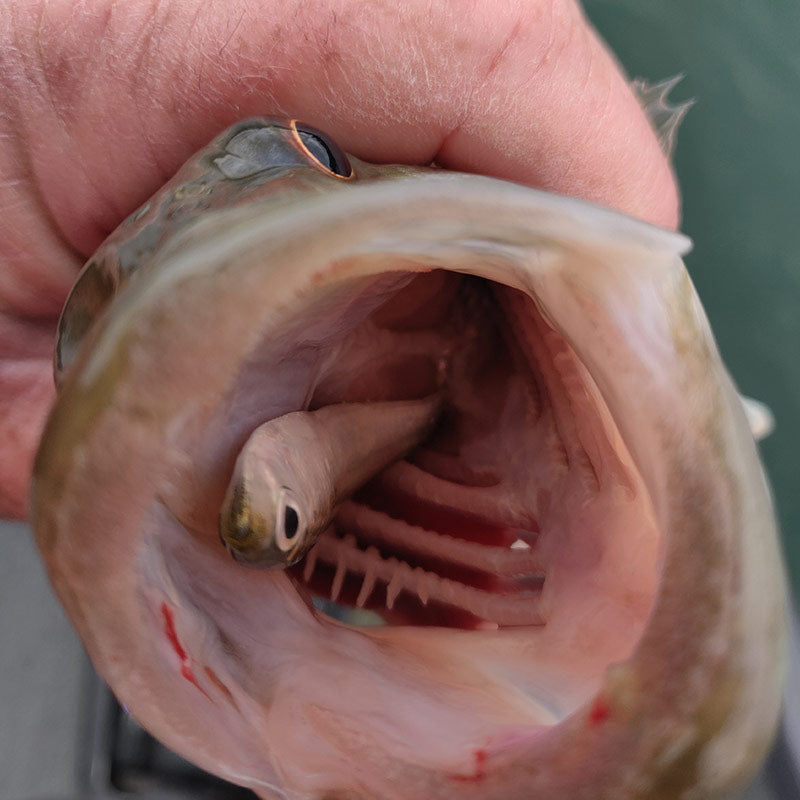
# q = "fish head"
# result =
<box><xmin>219</xmin><ymin>425</ymin><xmax>320</xmax><ymax>569</ymax></box>
<box><xmin>219</xmin><ymin>470</ymin><xmax>308</xmax><ymax>569</ymax></box>
<box><xmin>32</xmin><ymin>119</ymin><xmax>787</xmax><ymax>799</ymax></box>
<box><xmin>53</xmin><ymin>116</ymin><xmax>399</xmax><ymax>387</ymax></box>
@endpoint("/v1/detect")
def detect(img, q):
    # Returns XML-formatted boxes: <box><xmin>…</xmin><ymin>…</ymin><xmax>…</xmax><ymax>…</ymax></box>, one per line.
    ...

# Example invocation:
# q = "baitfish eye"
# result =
<box><xmin>292</xmin><ymin>121</ymin><xmax>353</xmax><ymax>178</ymax></box>
<box><xmin>283</xmin><ymin>506</ymin><xmax>299</xmax><ymax>540</ymax></box>
<box><xmin>275</xmin><ymin>489</ymin><xmax>305</xmax><ymax>553</ymax></box>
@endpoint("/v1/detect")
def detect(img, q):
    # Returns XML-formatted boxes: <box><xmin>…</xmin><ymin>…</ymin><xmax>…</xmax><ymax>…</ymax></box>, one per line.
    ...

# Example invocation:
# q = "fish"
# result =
<box><xmin>32</xmin><ymin>117</ymin><xmax>786</xmax><ymax>799</ymax></box>
<box><xmin>219</xmin><ymin>396</ymin><xmax>442</xmax><ymax>568</ymax></box>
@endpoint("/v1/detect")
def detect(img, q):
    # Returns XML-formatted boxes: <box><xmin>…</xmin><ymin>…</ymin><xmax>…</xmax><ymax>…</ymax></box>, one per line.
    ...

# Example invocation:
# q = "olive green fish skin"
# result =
<box><xmin>54</xmin><ymin>117</ymin><xmax>413</xmax><ymax>385</ymax></box>
<box><xmin>34</xmin><ymin>118</ymin><xmax>786</xmax><ymax>800</ymax></box>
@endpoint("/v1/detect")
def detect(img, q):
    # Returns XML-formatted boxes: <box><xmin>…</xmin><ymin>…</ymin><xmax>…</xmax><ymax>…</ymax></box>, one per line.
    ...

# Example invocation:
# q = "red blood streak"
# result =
<box><xmin>161</xmin><ymin>602</ymin><xmax>187</xmax><ymax>661</ymax></box>
<box><xmin>160</xmin><ymin>602</ymin><xmax>212</xmax><ymax>701</ymax></box>
<box><xmin>181</xmin><ymin>663</ymin><xmax>196</xmax><ymax>683</ymax></box>
<box><xmin>448</xmin><ymin>749</ymin><xmax>488</xmax><ymax>783</ymax></box>
<box><xmin>589</xmin><ymin>696</ymin><xmax>611</xmax><ymax>725</ymax></box>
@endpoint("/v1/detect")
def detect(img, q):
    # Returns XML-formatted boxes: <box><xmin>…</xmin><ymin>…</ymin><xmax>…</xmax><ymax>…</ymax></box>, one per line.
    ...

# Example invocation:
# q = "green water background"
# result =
<box><xmin>584</xmin><ymin>1</ymin><xmax>800</xmax><ymax>588</ymax></box>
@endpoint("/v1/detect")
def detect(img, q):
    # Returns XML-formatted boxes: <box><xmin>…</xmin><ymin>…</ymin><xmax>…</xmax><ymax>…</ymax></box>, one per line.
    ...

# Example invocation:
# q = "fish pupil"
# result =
<box><xmin>284</xmin><ymin>506</ymin><xmax>299</xmax><ymax>540</ymax></box>
<box><xmin>294</xmin><ymin>124</ymin><xmax>352</xmax><ymax>177</ymax></box>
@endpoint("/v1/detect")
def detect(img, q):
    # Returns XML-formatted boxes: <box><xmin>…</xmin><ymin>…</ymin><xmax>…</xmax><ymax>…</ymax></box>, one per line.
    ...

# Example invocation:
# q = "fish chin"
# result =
<box><xmin>33</xmin><ymin>174</ymin><xmax>785</xmax><ymax>799</ymax></box>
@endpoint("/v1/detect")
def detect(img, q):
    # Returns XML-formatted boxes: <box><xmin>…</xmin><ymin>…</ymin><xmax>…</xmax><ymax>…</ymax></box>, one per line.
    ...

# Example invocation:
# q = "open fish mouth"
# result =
<box><xmin>32</xmin><ymin>120</ymin><xmax>785</xmax><ymax>799</ymax></box>
<box><xmin>285</xmin><ymin>271</ymin><xmax>646</xmax><ymax>633</ymax></box>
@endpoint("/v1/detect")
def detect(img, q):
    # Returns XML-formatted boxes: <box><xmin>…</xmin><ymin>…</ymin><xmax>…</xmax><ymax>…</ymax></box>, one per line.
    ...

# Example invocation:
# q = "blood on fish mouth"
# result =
<box><xmin>283</xmin><ymin>270</ymin><xmax>650</xmax><ymax>632</ymax></box>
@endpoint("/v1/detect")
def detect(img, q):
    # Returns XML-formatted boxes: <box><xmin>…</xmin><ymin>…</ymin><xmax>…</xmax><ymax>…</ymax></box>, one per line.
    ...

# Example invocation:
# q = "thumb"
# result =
<box><xmin>13</xmin><ymin>0</ymin><xmax>678</xmax><ymax>264</ymax></box>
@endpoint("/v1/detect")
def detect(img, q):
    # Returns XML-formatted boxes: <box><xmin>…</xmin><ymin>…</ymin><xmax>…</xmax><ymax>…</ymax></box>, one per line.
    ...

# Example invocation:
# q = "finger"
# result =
<box><xmin>0</xmin><ymin>0</ymin><xmax>678</xmax><ymax>520</ymax></box>
<box><xmin>7</xmin><ymin>0</ymin><xmax>677</xmax><ymax>265</ymax></box>
<box><xmin>432</xmin><ymin>4</ymin><xmax>681</xmax><ymax>230</ymax></box>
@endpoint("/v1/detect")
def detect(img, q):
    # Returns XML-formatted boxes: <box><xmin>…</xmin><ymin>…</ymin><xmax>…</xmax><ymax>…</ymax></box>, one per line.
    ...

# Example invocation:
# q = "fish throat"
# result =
<box><xmin>248</xmin><ymin>270</ymin><xmax>657</xmax><ymax>634</ymax></box>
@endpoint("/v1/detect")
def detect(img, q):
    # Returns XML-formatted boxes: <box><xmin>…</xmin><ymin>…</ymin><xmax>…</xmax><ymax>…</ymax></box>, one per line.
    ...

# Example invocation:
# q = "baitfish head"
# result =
<box><xmin>219</xmin><ymin>469</ymin><xmax>308</xmax><ymax>569</ymax></box>
<box><xmin>32</xmin><ymin>118</ymin><xmax>786</xmax><ymax>799</ymax></box>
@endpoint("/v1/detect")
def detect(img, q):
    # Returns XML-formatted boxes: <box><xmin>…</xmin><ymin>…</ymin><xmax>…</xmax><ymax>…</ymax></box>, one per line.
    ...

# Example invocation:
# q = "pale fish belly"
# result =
<box><xmin>32</xmin><ymin>119</ymin><xmax>786</xmax><ymax>799</ymax></box>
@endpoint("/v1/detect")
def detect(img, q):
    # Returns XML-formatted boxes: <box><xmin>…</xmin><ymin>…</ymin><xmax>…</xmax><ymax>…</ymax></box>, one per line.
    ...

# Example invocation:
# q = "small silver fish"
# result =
<box><xmin>219</xmin><ymin>397</ymin><xmax>441</xmax><ymax>567</ymax></box>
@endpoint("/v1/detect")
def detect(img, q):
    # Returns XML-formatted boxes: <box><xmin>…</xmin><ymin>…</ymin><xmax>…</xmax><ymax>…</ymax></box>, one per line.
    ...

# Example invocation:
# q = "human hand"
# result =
<box><xmin>0</xmin><ymin>0</ymin><xmax>678</xmax><ymax>518</ymax></box>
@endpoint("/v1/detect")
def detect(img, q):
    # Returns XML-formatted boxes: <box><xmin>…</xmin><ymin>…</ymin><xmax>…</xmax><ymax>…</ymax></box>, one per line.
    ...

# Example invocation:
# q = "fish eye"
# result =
<box><xmin>292</xmin><ymin>122</ymin><xmax>353</xmax><ymax>178</ymax></box>
<box><xmin>283</xmin><ymin>505</ymin><xmax>299</xmax><ymax>540</ymax></box>
<box><xmin>275</xmin><ymin>490</ymin><xmax>305</xmax><ymax>553</ymax></box>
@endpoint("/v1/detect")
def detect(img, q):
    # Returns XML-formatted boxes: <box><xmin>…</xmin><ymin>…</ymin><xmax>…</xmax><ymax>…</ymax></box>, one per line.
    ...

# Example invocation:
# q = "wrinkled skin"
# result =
<box><xmin>0</xmin><ymin>0</ymin><xmax>681</xmax><ymax>519</ymax></box>
<box><xmin>32</xmin><ymin>118</ymin><xmax>785</xmax><ymax>799</ymax></box>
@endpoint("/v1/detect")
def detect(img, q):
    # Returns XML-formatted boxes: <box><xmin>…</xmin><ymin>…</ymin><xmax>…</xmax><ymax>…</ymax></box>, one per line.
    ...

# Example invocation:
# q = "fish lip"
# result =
<box><xmin>227</xmin><ymin>546</ymin><xmax>268</xmax><ymax>568</ymax></box>
<box><xmin>223</xmin><ymin>540</ymin><xmax>300</xmax><ymax>569</ymax></box>
<box><xmin>222</xmin><ymin>540</ymin><xmax>265</xmax><ymax>568</ymax></box>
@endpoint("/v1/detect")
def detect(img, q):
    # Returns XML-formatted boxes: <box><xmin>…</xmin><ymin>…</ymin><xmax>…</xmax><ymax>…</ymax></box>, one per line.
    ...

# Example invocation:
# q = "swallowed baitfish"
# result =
<box><xmin>32</xmin><ymin>117</ymin><xmax>786</xmax><ymax>799</ymax></box>
<box><xmin>219</xmin><ymin>396</ymin><xmax>443</xmax><ymax>568</ymax></box>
